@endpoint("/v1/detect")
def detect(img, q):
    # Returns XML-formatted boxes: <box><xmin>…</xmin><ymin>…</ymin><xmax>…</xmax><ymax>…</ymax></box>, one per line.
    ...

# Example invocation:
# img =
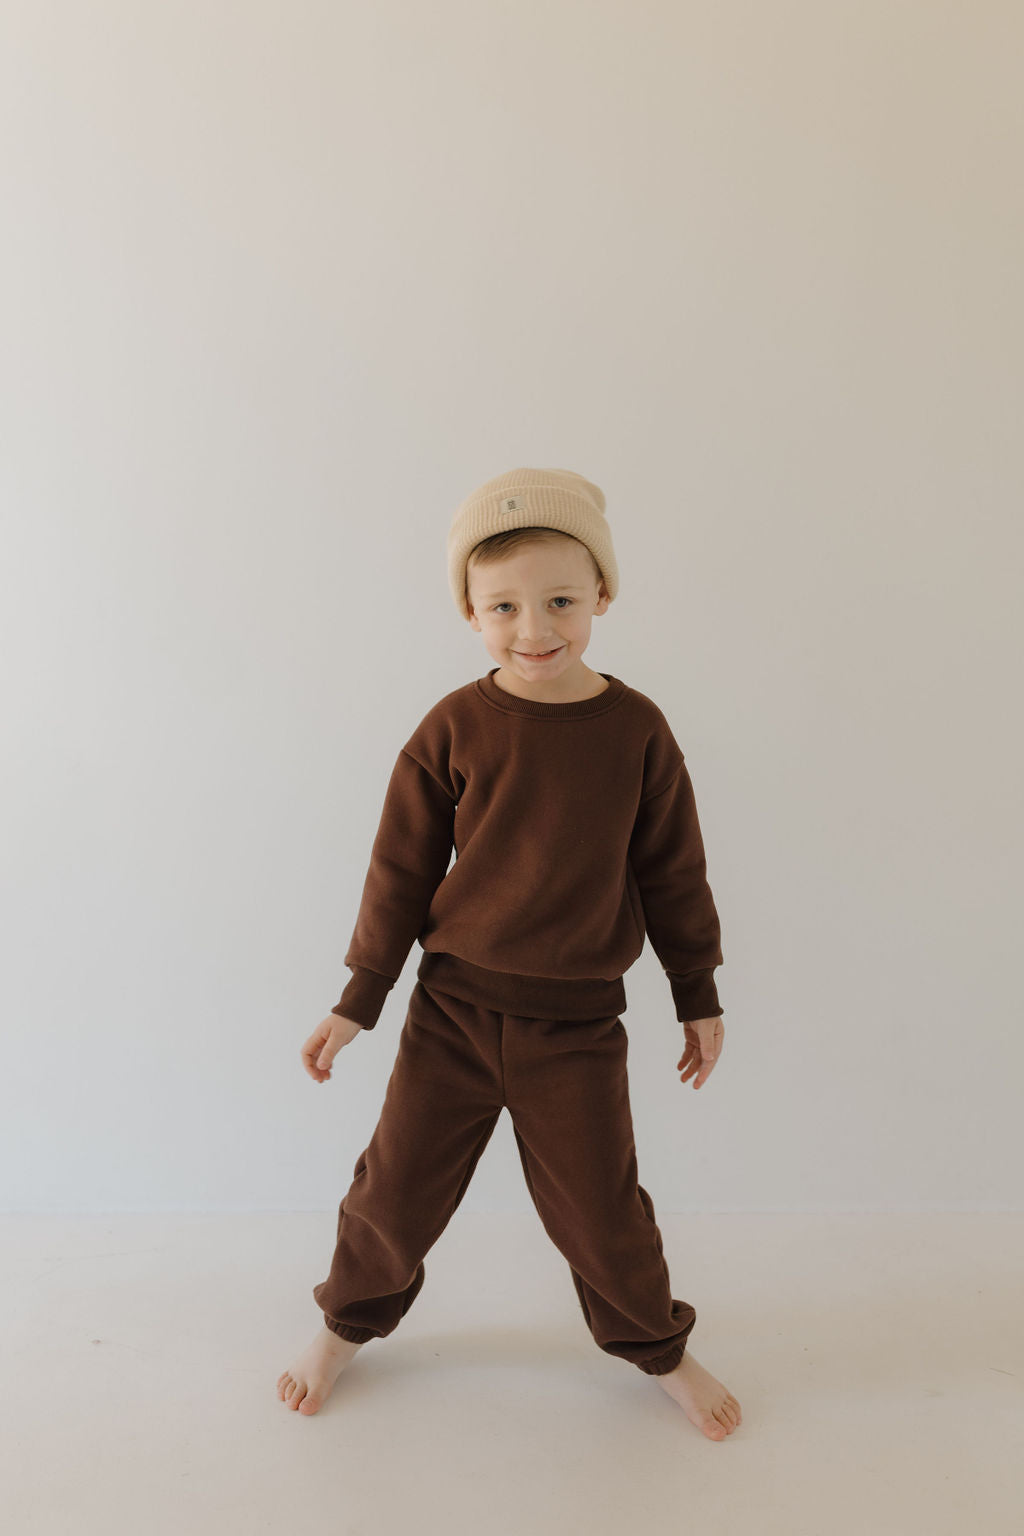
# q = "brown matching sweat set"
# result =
<box><xmin>312</xmin><ymin>665</ymin><xmax>724</xmax><ymax>1376</ymax></box>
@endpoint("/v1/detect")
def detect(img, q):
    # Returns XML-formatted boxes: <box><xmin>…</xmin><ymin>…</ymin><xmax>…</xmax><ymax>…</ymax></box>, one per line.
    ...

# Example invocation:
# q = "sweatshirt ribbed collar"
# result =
<box><xmin>475</xmin><ymin>667</ymin><xmax>627</xmax><ymax>719</ymax></box>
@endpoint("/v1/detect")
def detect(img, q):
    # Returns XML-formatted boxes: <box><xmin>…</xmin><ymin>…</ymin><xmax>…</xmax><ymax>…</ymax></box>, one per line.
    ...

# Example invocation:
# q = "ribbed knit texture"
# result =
<box><xmin>447</xmin><ymin>467</ymin><xmax>620</xmax><ymax>620</ymax></box>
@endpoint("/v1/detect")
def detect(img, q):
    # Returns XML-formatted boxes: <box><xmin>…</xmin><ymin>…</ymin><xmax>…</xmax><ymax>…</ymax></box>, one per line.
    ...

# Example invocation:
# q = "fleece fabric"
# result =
<box><xmin>313</xmin><ymin>977</ymin><xmax>696</xmax><ymax>1374</ymax></box>
<box><xmin>331</xmin><ymin>666</ymin><xmax>724</xmax><ymax>1031</ymax></box>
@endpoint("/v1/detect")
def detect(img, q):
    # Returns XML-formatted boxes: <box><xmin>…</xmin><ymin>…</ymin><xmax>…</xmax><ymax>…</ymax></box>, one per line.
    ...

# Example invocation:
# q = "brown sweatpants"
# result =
<box><xmin>312</xmin><ymin>979</ymin><xmax>696</xmax><ymax>1375</ymax></box>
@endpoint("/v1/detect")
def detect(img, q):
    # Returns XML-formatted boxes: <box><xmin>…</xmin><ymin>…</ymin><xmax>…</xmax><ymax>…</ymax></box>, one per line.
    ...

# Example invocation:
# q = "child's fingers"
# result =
<box><xmin>300</xmin><ymin>1031</ymin><xmax>331</xmax><ymax>1079</ymax></box>
<box><xmin>677</xmin><ymin>1042</ymin><xmax>717</xmax><ymax>1087</ymax></box>
<box><xmin>302</xmin><ymin>1014</ymin><xmax>361</xmax><ymax>1080</ymax></box>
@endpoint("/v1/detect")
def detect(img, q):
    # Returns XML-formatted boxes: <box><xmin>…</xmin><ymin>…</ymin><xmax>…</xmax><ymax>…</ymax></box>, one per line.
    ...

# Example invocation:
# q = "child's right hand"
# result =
<box><xmin>301</xmin><ymin>1014</ymin><xmax>364</xmax><ymax>1082</ymax></box>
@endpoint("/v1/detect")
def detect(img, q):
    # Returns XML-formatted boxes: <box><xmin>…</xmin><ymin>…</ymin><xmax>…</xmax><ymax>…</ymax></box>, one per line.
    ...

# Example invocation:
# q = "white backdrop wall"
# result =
<box><xmin>2</xmin><ymin>1</ymin><xmax>1020</xmax><ymax>1213</ymax></box>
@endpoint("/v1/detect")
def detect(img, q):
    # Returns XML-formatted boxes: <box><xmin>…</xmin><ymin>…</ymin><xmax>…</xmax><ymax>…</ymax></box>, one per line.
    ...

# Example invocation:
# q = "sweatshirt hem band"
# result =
<box><xmin>417</xmin><ymin>950</ymin><xmax>627</xmax><ymax>1022</ymax></box>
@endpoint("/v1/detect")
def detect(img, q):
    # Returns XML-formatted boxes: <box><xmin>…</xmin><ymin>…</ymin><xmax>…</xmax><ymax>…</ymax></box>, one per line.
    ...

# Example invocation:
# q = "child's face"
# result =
<box><xmin>466</xmin><ymin>541</ymin><xmax>610</xmax><ymax>686</ymax></box>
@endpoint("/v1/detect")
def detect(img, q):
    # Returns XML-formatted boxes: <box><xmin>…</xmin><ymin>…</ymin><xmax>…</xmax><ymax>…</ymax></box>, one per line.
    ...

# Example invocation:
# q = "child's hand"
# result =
<box><xmin>301</xmin><ymin>1014</ymin><xmax>364</xmax><ymax>1082</ymax></box>
<box><xmin>677</xmin><ymin>1016</ymin><xmax>724</xmax><ymax>1090</ymax></box>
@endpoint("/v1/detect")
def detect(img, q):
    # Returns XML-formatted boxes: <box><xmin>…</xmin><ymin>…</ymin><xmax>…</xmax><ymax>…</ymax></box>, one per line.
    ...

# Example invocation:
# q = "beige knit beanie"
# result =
<box><xmin>447</xmin><ymin>467</ymin><xmax>619</xmax><ymax>621</ymax></box>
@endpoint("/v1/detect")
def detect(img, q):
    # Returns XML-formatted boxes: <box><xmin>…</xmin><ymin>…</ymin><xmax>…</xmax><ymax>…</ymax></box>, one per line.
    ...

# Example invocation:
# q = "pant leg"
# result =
<box><xmin>504</xmin><ymin>1009</ymin><xmax>696</xmax><ymax>1376</ymax></box>
<box><xmin>312</xmin><ymin>980</ymin><xmax>503</xmax><ymax>1343</ymax></box>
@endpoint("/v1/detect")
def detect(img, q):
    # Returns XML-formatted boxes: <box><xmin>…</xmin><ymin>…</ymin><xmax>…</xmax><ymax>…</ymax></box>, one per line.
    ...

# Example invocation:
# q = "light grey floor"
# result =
<box><xmin>3</xmin><ymin>1211</ymin><xmax>1020</xmax><ymax>1535</ymax></box>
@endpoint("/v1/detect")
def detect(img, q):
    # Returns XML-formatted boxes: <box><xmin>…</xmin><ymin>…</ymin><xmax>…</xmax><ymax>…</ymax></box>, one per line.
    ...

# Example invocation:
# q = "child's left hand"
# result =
<box><xmin>677</xmin><ymin>1016</ymin><xmax>724</xmax><ymax>1089</ymax></box>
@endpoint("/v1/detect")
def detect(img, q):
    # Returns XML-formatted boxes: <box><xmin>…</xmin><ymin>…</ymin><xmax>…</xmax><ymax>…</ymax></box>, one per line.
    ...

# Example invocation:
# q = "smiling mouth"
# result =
<box><xmin>516</xmin><ymin>647</ymin><xmax>563</xmax><ymax>658</ymax></box>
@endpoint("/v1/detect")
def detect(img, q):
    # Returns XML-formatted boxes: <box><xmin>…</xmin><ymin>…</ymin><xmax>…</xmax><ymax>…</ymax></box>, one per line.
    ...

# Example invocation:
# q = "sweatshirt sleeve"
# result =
<box><xmin>330</xmin><ymin>742</ymin><xmax>457</xmax><ymax>1030</ymax></box>
<box><xmin>628</xmin><ymin>756</ymin><xmax>724</xmax><ymax>1023</ymax></box>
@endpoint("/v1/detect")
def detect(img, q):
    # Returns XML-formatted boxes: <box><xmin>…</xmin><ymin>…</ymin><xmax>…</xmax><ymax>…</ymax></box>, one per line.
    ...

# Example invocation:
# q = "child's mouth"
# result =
<box><xmin>515</xmin><ymin>647</ymin><xmax>563</xmax><ymax>662</ymax></box>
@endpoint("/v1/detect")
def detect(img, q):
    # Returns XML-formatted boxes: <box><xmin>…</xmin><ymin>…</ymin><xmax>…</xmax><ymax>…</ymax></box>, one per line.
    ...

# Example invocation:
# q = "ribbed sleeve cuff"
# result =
<box><xmin>330</xmin><ymin>967</ymin><xmax>396</xmax><ymax>1031</ymax></box>
<box><xmin>668</xmin><ymin>968</ymin><xmax>723</xmax><ymax>1023</ymax></box>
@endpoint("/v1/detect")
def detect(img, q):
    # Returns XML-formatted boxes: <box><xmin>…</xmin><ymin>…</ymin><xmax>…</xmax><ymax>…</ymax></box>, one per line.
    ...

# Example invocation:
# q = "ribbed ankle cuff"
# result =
<box><xmin>323</xmin><ymin>1317</ymin><xmax>378</xmax><ymax>1344</ymax></box>
<box><xmin>635</xmin><ymin>1340</ymin><xmax>686</xmax><ymax>1375</ymax></box>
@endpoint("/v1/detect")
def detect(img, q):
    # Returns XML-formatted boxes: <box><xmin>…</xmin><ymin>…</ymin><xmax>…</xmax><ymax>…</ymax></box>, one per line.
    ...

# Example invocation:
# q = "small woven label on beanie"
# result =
<box><xmin>499</xmin><ymin>496</ymin><xmax>524</xmax><ymax>515</ymax></box>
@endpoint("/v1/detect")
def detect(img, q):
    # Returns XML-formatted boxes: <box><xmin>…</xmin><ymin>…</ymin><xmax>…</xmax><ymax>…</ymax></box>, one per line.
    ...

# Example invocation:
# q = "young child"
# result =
<box><xmin>278</xmin><ymin>468</ymin><xmax>741</xmax><ymax>1439</ymax></box>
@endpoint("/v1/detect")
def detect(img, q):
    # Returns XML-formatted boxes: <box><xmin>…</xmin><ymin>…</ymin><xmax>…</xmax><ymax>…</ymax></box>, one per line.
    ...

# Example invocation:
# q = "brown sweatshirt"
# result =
<box><xmin>331</xmin><ymin>667</ymin><xmax>724</xmax><ymax>1030</ymax></box>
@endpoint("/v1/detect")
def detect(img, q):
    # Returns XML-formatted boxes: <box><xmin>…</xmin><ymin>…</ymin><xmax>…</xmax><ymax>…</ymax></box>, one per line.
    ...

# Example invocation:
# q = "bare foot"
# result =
<box><xmin>656</xmin><ymin>1350</ymin><xmax>742</xmax><ymax>1440</ymax></box>
<box><xmin>277</xmin><ymin>1325</ymin><xmax>365</xmax><ymax>1415</ymax></box>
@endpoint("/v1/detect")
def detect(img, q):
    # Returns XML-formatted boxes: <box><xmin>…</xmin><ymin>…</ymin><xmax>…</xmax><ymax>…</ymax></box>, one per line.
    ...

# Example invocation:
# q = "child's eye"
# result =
<box><xmin>492</xmin><ymin>598</ymin><xmax>574</xmax><ymax>613</ymax></box>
